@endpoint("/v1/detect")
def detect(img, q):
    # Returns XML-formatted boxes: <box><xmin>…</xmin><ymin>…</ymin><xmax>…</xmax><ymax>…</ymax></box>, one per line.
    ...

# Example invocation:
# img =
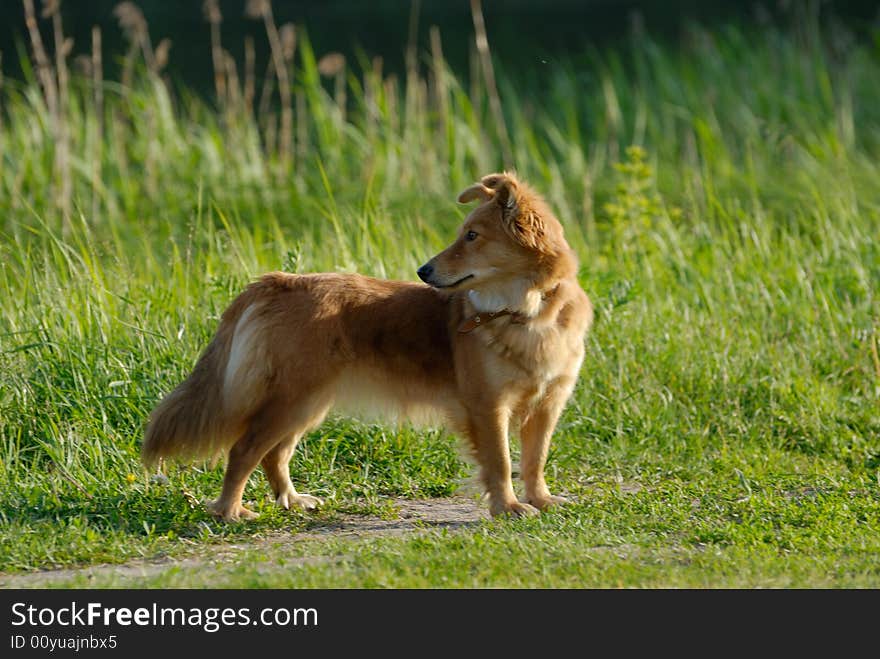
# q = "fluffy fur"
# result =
<box><xmin>143</xmin><ymin>172</ymin><xmax>593</xmax><ymax>520</ymax></box>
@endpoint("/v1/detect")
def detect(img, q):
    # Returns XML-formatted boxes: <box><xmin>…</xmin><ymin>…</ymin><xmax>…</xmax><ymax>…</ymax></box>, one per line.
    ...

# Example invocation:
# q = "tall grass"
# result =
<box><xmin>0</xmin><ymin>2</ymin><xmax>878</xmax><ymax>577</ymax></box>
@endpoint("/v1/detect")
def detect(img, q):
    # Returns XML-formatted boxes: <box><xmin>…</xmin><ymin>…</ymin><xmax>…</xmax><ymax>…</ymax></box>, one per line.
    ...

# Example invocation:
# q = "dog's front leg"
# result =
<box><xmin>467</xmin><ymin>408</ymin><xmax>539</xmax><ymax>517</ymax></box>
<box><xmin>520</xmin><ymin>378</ymin><xmax>575</xmax><ymax>510</ymax></box>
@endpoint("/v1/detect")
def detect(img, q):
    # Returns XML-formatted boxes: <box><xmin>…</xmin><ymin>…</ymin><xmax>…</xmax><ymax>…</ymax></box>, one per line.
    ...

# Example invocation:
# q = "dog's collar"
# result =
<box><xmin>457</xmin><ymin>284</ymin><xmax>561</xmax><ymax>334</ymax></box>
<box><xmin>458</xmin><ymin>309</ymin><xmax>523</xmax><ymax>333</ymax></box>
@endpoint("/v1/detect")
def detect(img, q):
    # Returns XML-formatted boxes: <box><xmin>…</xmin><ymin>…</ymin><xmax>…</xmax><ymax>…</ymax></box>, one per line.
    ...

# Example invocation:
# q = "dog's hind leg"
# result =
<box><xmin>261</xmin><ymin>433</ymin><xmax>323</xmax><ymax>512</ymax></box>
<box><xmin>206</xmin><ymin>413</ymin><xmax>285</xmax><ymax>521</ymax></box>
<box><xmin>207</xmin><ymin>393</ymin><xmax>329</xmax><ymax>521</ymax></box>
<box><xmin>208</xmin><ymin>387</ymin><xmax>334</xmax><ymax>521</ymax></box>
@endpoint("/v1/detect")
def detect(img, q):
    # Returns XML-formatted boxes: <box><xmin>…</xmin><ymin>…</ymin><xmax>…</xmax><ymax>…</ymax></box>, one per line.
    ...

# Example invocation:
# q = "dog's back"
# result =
<box><xmin>143</xmin><ymin>272</ymin><xmax>465</xmax><ymax>466</ymax></box>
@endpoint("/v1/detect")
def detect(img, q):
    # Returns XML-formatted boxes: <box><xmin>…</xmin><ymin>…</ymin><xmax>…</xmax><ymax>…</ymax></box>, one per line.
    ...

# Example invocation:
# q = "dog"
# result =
<box><xmin>142</xmin><ymin>172</ymin><xmax>593</xmax><ymax>520</ymax></box>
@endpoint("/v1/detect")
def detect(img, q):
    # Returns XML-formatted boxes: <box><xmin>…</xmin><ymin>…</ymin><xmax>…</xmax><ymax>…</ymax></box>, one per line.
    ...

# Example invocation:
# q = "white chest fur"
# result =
<box><xmin>468</xmin><ymin>284</ymin><xmax>542</xmax><ymax>317</ymax></box>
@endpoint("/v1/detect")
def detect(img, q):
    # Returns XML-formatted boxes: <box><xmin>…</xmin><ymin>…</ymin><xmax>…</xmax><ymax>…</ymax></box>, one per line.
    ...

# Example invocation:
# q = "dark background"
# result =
<box><xmin>0</xmin><ymin>1</ymin><xmax>878</xmax><ymax>92</ymax></box>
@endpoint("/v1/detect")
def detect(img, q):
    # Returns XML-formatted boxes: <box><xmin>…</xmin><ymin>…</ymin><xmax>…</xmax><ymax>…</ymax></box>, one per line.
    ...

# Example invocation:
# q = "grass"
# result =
<box><xmin>1</xmin><ymin>5</ymin><xmax>879</xmax><ymax>587</ymax></box>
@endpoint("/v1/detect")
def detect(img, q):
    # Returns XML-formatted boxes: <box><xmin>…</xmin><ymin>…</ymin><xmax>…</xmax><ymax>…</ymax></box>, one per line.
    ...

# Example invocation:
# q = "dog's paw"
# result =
<box><xmin>490</xmin><ymin>499</ymin><xmax>540</xmax><ymax>518</ymax></box>
<box><xmin>275</xmin><ymin>491</ymin><xmax>323</xmax><ymax>512</ymax></box>
<box><xmin>526</xmin><ymin>494</ymin><xmax>570</xmax><ymax>511</ymax></box>
<box><xmin>206</xmin><ymin>499</ymin><xmax>260</xmax><ymax>522</ymax></box>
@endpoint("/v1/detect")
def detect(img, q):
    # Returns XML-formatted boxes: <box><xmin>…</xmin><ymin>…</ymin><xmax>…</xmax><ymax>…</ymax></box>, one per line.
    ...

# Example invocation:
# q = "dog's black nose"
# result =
<box><xmin>417</xmin><ymin>263</ymin><xmax>434</xmax><ymax>283</ymax></box>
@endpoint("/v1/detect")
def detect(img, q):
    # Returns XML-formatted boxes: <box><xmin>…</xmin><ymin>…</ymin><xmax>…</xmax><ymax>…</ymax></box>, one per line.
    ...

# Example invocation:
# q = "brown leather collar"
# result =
<box><xmin>458</xmin><ymin>309</ymin><xmax>523</xmax><ymax>333</ymax></box>
<box><xmin>457</xmin><ymin>284</ymin><xmax>560</xmax><ymax>334</ymax></box>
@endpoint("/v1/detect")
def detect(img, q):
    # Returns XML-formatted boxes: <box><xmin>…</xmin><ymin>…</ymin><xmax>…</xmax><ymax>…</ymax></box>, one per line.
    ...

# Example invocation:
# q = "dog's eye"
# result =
<box><xmin>465</xmin><ymin>230</ymin><xmax>478</xmax><ymax>241</ymax></box>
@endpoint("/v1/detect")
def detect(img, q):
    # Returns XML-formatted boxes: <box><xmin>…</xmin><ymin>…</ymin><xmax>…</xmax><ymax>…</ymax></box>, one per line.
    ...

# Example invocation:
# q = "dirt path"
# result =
<box><xmin>0</xmin><ymin>497</ymin><xmax>488</xmax><ymax>588</ymax></box>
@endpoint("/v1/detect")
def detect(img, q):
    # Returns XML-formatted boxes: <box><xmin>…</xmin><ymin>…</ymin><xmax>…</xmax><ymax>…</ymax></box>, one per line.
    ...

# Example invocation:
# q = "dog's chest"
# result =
<box><xmin>483</xmin><ymin>320</ymin><xmax>583</xmax><ymax>382</ymax></box>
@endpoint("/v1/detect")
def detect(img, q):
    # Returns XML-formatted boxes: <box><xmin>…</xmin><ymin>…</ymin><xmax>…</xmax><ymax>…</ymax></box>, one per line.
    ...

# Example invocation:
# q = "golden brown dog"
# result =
<box><xmin>142</xmin><ymin>172</ymin><xmax>593</xmax><ymax>520</ymax></box>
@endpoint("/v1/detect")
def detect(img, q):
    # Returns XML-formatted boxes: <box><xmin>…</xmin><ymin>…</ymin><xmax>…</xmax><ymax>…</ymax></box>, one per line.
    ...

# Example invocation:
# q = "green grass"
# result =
<box><xmin>1</xmin><ymin>10</ymin><xmax>879</xmax><ymax>587</ymax></box>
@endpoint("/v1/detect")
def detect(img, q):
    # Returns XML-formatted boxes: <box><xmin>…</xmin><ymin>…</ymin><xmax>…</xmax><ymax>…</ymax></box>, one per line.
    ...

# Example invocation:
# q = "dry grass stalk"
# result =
<box><xmin>468</xmin><ymin>40</ymin><xmax>480</xmax><ymax>107</ymax></box>
<box><xmin>223</xmin><ymin>49</ymin><xmax>241</xmax><ymax>109</ymax></box>
<box><xmin>91</xmin><ymin>25</ymin><xmax>103</xmax><ymax>222</ymax></box>
<box><xmin>279</xmin><ymin>23</ymin><xmax>296</xmax><ymax>62</ymax></box>
<box><xmin>119</xmin><ymin>29</ymin><xmax>137</xmax><ymax>86</ymax></box>
<box><xmin>317</xmin><ymin>53</ymin><xmax>344</xmax><ymax>76</ymax></box>
<box><xmin>114</xmin><ymin>2</ymin><xmax>155</xmax><ymax>72</ymax></box>
<box><xmin>22</xmin><ymin>0</ymin><xmax>57</xmax><ymax>129</ymax></box>
<box><xmin>247</xmin><ymin>0</ymin><xmax>292</xmax><ymax>168</ymax></box>
<box><xmin>203</xmin><ymin>0</ymin><xmax>226</xmax><ymax>105</ymax></box>
<box><xmin>22</xmin><ymin>0</ymin><xmax>68</xmax><ymax>224</ymax></box>
<box><xmin>364</xmin><ymin>56</ymin><xmax>383</xmax><ymax>140</ymax></box>
<box><xmin>295</xmin><ymin>87</ymin><xmax>307</xmax><ymax>162</ymax></box>
<box><xmin>318</xmin><ymin>52</ymin><xmax>346</xmax><ymax>122</ymax></box>
<box><xmin>384</xmin><ymin>74</ymin><xmax>399</xmax><ymax>136</ymax></box>
<box><xmin>244</xmin><ymin>35</ymin><xmax>255</xmax><ymax>115</ymax></box>
<box><xmin>108</xmin><ymin>100</ymin><xmax>129</xmax><ymax>206</ymax></box>
<box><xmin>52</xmin><ymin>0</ymin><xmax>73</xmax><ymax>225</ymax></box>
<box><xmin>154</xmin><ymin>38</ymin><xmax>171</xmax><ymax>73</ymax></box>
<box><xmin>429</xmin><ymin>26</ymin><xmax>450</xmax><ymax>166</ymax></box>
<box><xmin>430</xmin><ymin>25</ymin><xmax>449</xmax><ymax>126</ymax></box>
<box><xmin>73</xmin><ymin>54</ymin><xmax>91</xmax><ymax>76</ymax></box>
<box><xmin>264</xmin><ymin>111</ymin><xmax>278</xmax><ymax>158</ymax></box>
<box><xmin>257</xmin><ymin>57</ymin><xmax>276</xmax><ymax>119</ymax></box>
<box><xmin>469</xmin><ymin>0</ymin><xmax>513</xmax><ymax>167</ymax></box>
<box><xmin>41</xmin><ymin>0</ymin><xmax>60</xmax><ymax>17</ymax></box>
<box><xmin>405</xmin><ymin>0</ymin><xmax>420</xmax><ymax>75</ymax></box>
<box><xmin>404</xmin><ymin>0</ymin><xmax>420</xmax><ymax>132</ymax></box>
<box><xmin>244</xmin><ymin>0</ymin><xmax>269</xmax><ymax>18</ymax></box>
<box><xmin>279</xmin><ymin>23</ymin><xmax>298</xmax><ymax>133</ymax></box>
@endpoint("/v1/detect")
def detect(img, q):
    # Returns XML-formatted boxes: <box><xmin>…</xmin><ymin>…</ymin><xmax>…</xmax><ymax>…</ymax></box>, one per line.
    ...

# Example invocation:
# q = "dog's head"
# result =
<box><xmin>418</xmin><ymin>172</ymin><xmax>571</xmax><ymax>298</ymax></box>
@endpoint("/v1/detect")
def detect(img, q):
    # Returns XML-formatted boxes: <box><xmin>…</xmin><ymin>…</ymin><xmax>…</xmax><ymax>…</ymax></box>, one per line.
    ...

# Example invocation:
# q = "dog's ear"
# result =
<box><xmin>456</xmin><ymin>172</ymin><xmax>518</xmax><ymax>205</ymax></box>
<box><xmin>456</xmin><ymin>183</ymin><xmax>495</xmax><ymax>204</ymax></box>
<box><xmin>481</xmin><ymin>172</ymin><xmax>545</xmax><ymax>250</ymax></box>
<box><xmin>479</xmin><ymin>173</ymin><xmax>517</xmax><ymax>210</ymax></box>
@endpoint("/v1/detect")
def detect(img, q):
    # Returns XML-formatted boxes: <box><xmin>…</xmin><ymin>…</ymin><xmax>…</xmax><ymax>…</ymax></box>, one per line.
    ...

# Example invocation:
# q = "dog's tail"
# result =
<box><xmin>142</xmin><ymin>282</ymin><xmax>271</xmax><ymax>468</ymax></box>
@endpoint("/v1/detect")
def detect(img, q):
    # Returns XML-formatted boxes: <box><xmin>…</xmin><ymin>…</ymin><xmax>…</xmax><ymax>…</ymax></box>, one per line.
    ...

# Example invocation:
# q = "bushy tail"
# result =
<box><xmin>141</xmin><ymin>284</ymin><xmax>267</xmax><ymax>467</ymax></box>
